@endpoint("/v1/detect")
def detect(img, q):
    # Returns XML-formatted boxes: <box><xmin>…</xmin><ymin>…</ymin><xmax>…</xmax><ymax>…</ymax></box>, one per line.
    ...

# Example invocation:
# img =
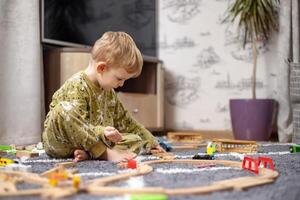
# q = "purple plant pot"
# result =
<box><xmin>229</xmin><ymin>99</ymin><xmax>275</xmax><ymax>141</ymax></box>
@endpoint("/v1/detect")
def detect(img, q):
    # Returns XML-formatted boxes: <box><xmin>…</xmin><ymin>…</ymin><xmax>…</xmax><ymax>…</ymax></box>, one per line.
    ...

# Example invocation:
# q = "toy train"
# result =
<box><xmin>159</xmin><ymin>140</ymin><xmax>172</xmax><ymax>152</ymax></box>
<box><xmin>289</xmin><ymin>144</ymin><xmax>300</xmax><ymax>153</ymax></box>
<box><xmin>192</xmin><ymin>154</ymin><xmax>215</xmax><ymax>160</ymax></box>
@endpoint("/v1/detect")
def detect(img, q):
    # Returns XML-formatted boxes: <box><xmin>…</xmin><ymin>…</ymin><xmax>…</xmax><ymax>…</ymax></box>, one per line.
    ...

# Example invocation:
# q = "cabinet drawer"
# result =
<box><xmin>60</xmin><ymin>52</ymin><xmax>90</xmax><ymax>84</ymax></box>
<box><xmin>117</xmin><ymin>92</ymin><xmax>157</xmax><ymax>129</ymax></box>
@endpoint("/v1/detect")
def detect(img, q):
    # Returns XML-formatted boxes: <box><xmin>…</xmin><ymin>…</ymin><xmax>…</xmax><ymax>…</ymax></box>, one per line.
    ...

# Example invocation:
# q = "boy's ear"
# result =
<box><xmin>96</xmin><ymin>62</ymin><xmax>107</xmax><ymax>74</ymax></box>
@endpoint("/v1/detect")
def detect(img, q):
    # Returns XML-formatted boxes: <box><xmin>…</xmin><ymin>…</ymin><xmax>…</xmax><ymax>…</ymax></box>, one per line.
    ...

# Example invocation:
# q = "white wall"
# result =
<box><xmin>159</xmin><ymin>0</ymin><xmax>278</xmax><ymax>131</ymax></box>
<box><xmin>0</xmin><ymin>0</ymin><xmax>43</xmax><ymax>145</ymax></box>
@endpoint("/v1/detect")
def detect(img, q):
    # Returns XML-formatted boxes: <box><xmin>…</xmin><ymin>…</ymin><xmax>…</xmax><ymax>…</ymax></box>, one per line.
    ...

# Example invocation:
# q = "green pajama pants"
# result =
<box><xmin>42</xmin><ymin>102</ymin><xmax>144</xmax><ymax>159</ymax></box>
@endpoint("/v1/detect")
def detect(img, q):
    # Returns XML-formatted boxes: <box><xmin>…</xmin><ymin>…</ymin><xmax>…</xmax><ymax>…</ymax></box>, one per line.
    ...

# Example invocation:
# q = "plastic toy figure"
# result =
<box><xmin>206</xmin><ymin>142</ymin><xmax>217</xmax><ymax>155</ymax></box>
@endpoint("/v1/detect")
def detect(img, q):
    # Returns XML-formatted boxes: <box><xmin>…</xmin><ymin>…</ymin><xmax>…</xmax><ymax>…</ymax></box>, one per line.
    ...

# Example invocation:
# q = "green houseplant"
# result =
<box><xmin>226</xmin><ymin>0</ymin><xmax>279</xmax><ymax>140</ymax></box>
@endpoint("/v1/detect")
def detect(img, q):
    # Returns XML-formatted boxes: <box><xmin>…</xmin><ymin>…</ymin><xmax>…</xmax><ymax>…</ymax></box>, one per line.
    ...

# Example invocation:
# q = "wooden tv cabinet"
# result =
<box><xmin>43</xmin><ymin>47</ymin><xmax>164</xmax><ymax>131</ymax></box>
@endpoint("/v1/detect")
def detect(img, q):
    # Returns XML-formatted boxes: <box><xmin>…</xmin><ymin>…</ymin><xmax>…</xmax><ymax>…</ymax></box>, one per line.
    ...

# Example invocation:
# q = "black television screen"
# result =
<box><xmin>41</xmin><ymin>0</ymin><xmax>157</xmax><ymax>57</ymax></box>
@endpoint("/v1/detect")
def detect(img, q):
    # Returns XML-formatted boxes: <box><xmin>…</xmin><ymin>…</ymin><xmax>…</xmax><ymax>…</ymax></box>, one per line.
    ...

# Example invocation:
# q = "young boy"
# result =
<box><xmin>42</xmin><ymin>31</ymin><xmax>164</xmax><ymax>162</ymax></box>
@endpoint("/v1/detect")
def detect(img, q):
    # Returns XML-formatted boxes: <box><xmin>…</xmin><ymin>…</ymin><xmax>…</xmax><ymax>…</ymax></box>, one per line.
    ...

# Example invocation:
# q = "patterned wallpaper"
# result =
<box><xmin>158</xmin><ymin>0</ymin><xmax>279</xmax><ymax>131</ymax></box>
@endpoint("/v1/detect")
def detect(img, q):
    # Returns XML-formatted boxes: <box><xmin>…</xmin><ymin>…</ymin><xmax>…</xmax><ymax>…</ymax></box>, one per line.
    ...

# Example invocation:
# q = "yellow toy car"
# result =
<box><xmin>0</xmin><ymin>157</ymin><xmax>15</xmax><ymax>166</ymax></box>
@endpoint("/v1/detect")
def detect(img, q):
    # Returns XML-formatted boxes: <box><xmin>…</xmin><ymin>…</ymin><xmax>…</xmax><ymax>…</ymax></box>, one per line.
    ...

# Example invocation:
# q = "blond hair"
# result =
<box><xmin>91</xmin><ymin>31</ymin><xmax>143</xmax><ymax>77</ymax></box>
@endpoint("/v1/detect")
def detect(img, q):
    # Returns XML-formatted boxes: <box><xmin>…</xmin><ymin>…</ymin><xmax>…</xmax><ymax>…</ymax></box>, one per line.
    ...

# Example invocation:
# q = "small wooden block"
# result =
<box><xmin>117</xmin><ymin>162</ymin><xmax>128</xmax><ymax>169</ymax></box>
<box><xmin>25</xmin><ymin>144</ymin><xmax>37</xmax><ymax>151</ymax></box>
<box><xmin>15</xmin><ymin>146</ymin><xmax>26</xmax><ymax>150</ymax></box>
<box><xmin>0</xmin><ymin>150</ymin><xmax>7</xmax><ymax>155</ymax></box>
<box><xmin>16</xmin><ymin>151</ymin><xmax>39</xmax><ymax>158</ymax></box>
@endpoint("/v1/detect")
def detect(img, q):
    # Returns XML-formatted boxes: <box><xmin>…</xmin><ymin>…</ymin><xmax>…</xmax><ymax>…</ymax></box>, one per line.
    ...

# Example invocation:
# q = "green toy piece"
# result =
<box><xmin>130</xmin><ymin>194</ymin><xmax>168</xmax><ymax>200</ymax></box>
<box><xmin>289</xmin><ymin>144</ymin><xmax>300</xmax><ymax>153</ymax></box>
<box><xmin>0</xmin><ymin>145</ymin><xmax>16</xmax><ymax>155</ymax></box>
<box><xmin>0</xmin><ymin>145</ymin><xmax>13</xmax><ymax>151</ymax></box>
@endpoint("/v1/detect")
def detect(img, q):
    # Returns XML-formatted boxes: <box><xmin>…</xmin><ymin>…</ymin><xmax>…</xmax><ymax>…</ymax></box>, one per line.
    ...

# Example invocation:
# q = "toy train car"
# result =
<box><xmin>192</xmin><ymin>154</ymin><xmax>215</xmax><ymax>160</ymax></box>
<box><xmin>289</xmin><ymin>144</ymin><xmax>300</xmax><ymax>153</ymax></box>
<box><xmin>159</xmin><ymin>141</ymin><xmax>172</xmax><ymax>152</ymax></box>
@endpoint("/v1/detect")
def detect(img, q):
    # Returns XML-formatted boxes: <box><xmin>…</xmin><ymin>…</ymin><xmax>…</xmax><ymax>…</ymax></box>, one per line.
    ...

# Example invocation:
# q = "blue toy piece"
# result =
<box><xmin>159</xmin><ymin>140</ymin><xmax>172</xmax><ymax>152</ymax></box>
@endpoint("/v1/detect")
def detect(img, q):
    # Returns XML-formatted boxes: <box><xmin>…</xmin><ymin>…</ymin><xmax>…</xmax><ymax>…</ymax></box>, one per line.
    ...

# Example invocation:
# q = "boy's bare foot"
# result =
<box><xmin>73</xmin><ymin>149</ymin><xmax>89</xmax><ymax>162</ymax></box>
<box><xmin>99</xmin><ymin>148</ymin><xmax>136</xmax><ymax>162</ymax></box>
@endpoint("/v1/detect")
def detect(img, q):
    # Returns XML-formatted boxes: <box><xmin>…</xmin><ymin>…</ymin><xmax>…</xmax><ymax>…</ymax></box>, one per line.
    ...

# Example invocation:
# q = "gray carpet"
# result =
<box><xmin>3</xmin><ymin>143</ymin><xmax>300</xmax><ymax>200</ymax></box>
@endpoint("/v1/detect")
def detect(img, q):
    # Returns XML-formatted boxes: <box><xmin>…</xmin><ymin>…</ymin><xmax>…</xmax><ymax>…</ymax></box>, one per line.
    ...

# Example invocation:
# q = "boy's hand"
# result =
<box><xmin>104</xmin><ymin>126</ymin><xmax>122</xmax><ymax>143</ymax></box>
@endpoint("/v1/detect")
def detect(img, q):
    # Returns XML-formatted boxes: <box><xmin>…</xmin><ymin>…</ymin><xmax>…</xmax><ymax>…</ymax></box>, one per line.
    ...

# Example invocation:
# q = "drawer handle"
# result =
<box><xmin>132</xmin><ymin>108</ymin><xmax>139</xmax><ymax>113</ymax></box>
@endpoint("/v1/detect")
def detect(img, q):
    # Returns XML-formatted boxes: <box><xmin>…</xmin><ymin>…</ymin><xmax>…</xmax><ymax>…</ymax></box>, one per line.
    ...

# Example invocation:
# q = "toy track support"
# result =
<box><xmin>258</xmin><ymin>157</ymin><xmax>274</xmax><ymax>170</ymax></box>
<box><xmin>242</xmin><ymin>156</ymin><xmax>259</xmax><ymax>174</ymax></box>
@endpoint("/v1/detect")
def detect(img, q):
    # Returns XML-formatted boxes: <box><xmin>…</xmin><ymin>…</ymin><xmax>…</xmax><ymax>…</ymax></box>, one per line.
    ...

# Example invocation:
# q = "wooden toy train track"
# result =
<box><xmin>0</xmin><ymin>159</ymin><xmax>278</xmax><ymax>199</ymax></box>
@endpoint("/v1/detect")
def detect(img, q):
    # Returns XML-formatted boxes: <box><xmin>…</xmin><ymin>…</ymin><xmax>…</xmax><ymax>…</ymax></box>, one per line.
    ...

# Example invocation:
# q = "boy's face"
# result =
<box><xmin>97</xmin><ymin>64</ymin><xmax>134</xmax><ymax>90</ymax></box>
